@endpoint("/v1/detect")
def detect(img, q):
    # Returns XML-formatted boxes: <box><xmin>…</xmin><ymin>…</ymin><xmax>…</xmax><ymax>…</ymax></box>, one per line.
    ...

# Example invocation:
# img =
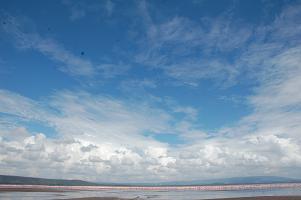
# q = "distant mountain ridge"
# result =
<box><xmin>0</xmin><ymin>175</ymin><xmax>300</xmax><ymax>186</ymax></box>
<box><xmin>0</xmin><ymin>175</ymin><xmax>99</xmax><ymax>186</ymax></box>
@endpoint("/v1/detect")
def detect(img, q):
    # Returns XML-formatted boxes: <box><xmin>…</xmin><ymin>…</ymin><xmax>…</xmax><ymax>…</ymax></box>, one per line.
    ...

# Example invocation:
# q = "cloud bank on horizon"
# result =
<box><xmin>0</xmin><ymin>0</ymin><xmax>301</xmax><ymax>182</ymax></box>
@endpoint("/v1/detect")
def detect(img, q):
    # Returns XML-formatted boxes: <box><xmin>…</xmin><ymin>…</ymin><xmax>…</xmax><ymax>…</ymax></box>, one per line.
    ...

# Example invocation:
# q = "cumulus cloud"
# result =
<box><xmin>1</xmin><ymin>77</ymin><xmax>301</xmax><ymax>182</ymax></box>
<box><xmin>0</xmin><ymin>89</ymin><xmax>180</xmax><ymax>181</ymax></box>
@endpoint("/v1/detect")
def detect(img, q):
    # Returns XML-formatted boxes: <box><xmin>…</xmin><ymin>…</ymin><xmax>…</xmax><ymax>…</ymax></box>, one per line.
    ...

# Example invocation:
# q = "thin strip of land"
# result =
<box><xmin>204</xmin><ymin>197</ymin><xmax>301</xmax><ymax>200</ymax></box>
<box><xmin>60</xmin><ymin>198</ymin><xmax>133</xmax><ymax>200</ymax></box>
<box><xmin>0</xmin><ymin>187</ymin><xmax>65</xmax><ymax>192</ymax></box>
<box><xmin>63</xmin><ymin>197</ymin><xmax>301</xmax><ymax>200</ymax></box>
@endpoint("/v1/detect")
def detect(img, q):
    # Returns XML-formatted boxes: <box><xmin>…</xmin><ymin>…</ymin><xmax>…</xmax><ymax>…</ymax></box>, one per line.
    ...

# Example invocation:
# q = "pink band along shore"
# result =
<box><xmin>1</xmin><ymin>183</ymin><xmax>301</xmax><ymax>191</ymax></box>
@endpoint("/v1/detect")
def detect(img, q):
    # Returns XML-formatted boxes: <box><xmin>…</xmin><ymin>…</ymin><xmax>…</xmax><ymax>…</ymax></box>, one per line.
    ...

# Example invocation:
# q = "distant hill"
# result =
<box><xmin>1</xmin><ymin>175</ymin><xmax>300</xmax><ymax>186</ymax></box>
<box><xmin>0</xmin><ymin>175</ymin><xmax>99</xmax><ymax>186</ymax></box>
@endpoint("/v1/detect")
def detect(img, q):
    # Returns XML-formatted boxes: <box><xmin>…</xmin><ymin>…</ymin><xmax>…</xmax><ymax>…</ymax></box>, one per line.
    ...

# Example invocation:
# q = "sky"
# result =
<box><xmin>0</xmin><ymin>0</ymin><xmax>301</xmax><ymax>183</ymax></box>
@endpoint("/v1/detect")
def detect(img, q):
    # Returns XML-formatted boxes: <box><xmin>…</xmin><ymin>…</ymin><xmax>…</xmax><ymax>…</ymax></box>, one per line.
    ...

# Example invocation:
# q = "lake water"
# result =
<box><xmin>1</xmin><ymin>188</ymin><xmax>301</xmax><ymax>200</ymax></box>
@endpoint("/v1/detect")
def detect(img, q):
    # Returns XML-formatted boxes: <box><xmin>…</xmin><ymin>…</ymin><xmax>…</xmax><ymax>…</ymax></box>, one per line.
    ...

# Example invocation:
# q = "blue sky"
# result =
<box><xmin>0</xmin><ymin>0</ymin><xmax>301</xmax><ymax>182</ymax></box>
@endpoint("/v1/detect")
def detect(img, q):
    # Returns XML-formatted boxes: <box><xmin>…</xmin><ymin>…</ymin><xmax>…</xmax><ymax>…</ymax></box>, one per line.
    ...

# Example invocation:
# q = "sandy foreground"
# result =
<box><xmin>61</xmin><ymin>196</ymin><xmax>301</xmax><ymax>200</ymax></box>
<box><xmin>72</xmin><ymin>196</ymin><xmax>299</xmax><ymax>200</ymax></box>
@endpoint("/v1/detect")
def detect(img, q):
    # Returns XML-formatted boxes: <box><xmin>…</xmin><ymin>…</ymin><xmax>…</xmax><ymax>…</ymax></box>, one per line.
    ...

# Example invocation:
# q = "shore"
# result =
<box><xmin>64</xmin><ymin>197</ymin><xmax>301</xmax><ymax>200</ymax></box>
<box><xmin>1</xmin><ymin>185</ymin><xmax>301</xmax><ymax>200</ymax></box>
<box><xmin>62</xmin><ymin>197</ymin><xmax>301</xmax><ymax>200</ymax></box>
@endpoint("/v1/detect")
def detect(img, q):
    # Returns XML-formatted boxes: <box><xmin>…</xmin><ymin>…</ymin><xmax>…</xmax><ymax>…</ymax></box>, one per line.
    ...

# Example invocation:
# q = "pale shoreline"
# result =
<box><xmin>59</xmin><ymin>197</ymin><xmax>301</xmax><ymax>200</ymax></box>
<box><xmin>1</xmin><ymin>185</ymin><xmax>301</xmax><ymax>200</ymax></box>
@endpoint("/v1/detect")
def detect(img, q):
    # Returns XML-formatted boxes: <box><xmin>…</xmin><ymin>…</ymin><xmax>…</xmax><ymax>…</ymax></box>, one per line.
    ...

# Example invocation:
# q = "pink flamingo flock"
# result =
<box><xmin>1</xmin><ymin>183</ymin><xmax>301</xmax><ymax>191</ymax></box>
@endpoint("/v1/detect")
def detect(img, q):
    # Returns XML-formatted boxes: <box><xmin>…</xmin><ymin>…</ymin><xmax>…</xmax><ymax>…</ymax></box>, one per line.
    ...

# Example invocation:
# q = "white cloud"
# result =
<box><xmin>1</xmin><ymin>81</ymin><xmax>301</xmax><ymax>181</ymax></box>
<box><xmin>0</xmin><ymin>89</ymin><xmax>179</xmax><ymax>181</ymax></box>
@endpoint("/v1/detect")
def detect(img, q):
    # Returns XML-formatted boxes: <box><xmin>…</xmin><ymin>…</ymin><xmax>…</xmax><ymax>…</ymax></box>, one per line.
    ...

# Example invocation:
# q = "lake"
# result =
<box><xmin>1</xmin><ymin>187</ymin><xmax>301</xmax><ymax>200</ymax></box>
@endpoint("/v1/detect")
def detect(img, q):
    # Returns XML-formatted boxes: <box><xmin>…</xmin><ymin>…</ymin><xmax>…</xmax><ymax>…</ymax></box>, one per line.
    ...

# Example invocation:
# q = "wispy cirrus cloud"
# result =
<box><xmin>1</xmin><ymin>13</ymin><xmax>96</xmax><ymax>77</ymax></box>
<box><xmin>62</xmin><ymin>0</ymin><xmax>115</xmax><ymax>21</ymax></box>
<box><xmin>133</xmin><ymin>1</ymin><xmax>253</xmax><ymax>87</ymax></box>
<box><xmin>134</xmin><ymin>1</ymin><xmax>301</xmax><ymax>89</ymax></box>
